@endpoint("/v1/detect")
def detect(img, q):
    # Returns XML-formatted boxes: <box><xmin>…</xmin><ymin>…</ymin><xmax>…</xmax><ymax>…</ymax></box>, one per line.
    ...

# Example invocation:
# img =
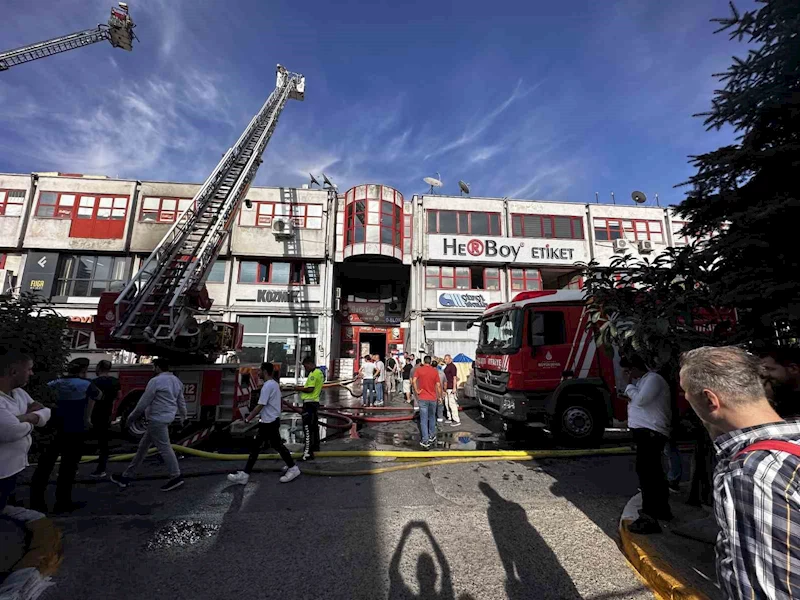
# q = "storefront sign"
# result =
<box><xmin>257</xmin><ymin>289</ymin><xmax>301</xmax><ymax>303</ymax></box>
<box><xmin>20</xmin><ymin>251</ymin><xmax>59</xmax><ymax>297</ymax></box>
<box><xmin>344</xmin><ymin>302</ymin><xmax>385</xmax><ymax>324</ymax></box>
<box><xmin>428</xmin><ymin>235</ymin><xmax>586</xmax><ymax>264</ymax></box>
<box><xmin>438</xmin><ymin>292</ymin><xmax>488</xmax><ymax>309</ymax></box>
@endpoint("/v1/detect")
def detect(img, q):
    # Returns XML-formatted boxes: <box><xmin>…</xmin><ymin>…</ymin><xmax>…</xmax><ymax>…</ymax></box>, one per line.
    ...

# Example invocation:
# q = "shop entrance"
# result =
<box><xmin>359</xmin><ymin>332</ymin><xmax>386</xmax><ymax>360</ymax></box>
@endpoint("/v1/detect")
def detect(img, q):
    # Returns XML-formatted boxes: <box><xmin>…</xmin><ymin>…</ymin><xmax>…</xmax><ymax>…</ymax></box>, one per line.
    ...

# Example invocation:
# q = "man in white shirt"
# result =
<box><xmin>111</xmin><ymin>357</ymin><xmax>187</xmax><ymax>492</ymax></box>
<box><xmin>359</xmin><ymin>355</ymin><xmax>377</xmax><ymax>407</ymax></box>
<box><xmin>0</xmin><ymin>349</ymin><xmax>50</xmax><ymax>511</ymax></box>
<box><xmin>374</xmin><ymin>354</ymin><xmax>386</xmax><ymax>407</ymax></box>
<box><xmin>620</xmin><ymin>355</ymin><xmax>673</xmax><ymax>534</ymax></box>
<box><xmin>228</xmin><ymin>362</ymin><xmax>299</xmax><ymax>485</ymax></box>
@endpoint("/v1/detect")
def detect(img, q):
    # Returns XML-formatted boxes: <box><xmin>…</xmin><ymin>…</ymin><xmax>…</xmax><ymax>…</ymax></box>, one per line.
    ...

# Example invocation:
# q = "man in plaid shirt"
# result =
<box><xmin>680</xmin><ymin>346</ymin><xmax>800</xmax><ymax>599</ymax></box>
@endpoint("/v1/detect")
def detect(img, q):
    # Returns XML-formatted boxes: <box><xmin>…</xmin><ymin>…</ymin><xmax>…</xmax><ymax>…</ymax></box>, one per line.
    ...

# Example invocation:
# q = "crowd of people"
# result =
<box><xmin>621</xmin><ymin>345</ymin><xmax>800</xmax><ymax>599</ymax></box>
<box><xmin>357</xmin><ymin>351</ymin><xmax>461</xmax><ymax>449</ymax></box>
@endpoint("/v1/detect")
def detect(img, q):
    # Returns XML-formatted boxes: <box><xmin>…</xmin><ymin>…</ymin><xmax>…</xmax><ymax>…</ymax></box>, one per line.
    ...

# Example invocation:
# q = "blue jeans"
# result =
<box><xmin>664</xmin><ymin>440</ymin><xmax>683</xmax><ymax>483</ymax></box>
<box><xmin>419</xmin><ymin>400</ymin><xmax>438</xmax><ymax>444</ymax></box>
<box><xmin>363</xmin><ymin>380</ymin><xmax>376</xmax><ymax>406</ymax></box>
<box><xmin>0</xmin><ymin>473</ymin><xmax>17</xmax><ymax>512</ymax></box>
<box><xmin>376</xmin><ymin>381</ymin><xmax>384</xmax><ymax>404</ymax></box>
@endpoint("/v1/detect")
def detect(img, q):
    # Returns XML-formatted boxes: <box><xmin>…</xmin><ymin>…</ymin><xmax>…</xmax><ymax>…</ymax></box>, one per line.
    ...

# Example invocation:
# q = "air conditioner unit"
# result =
<box><xmin>271</xmin><ymin>216</ymin><xmax>294</xmax><ymax>238</ymax></box>
<box><xmin>612</xmin><ymin>238</ymin><xmax>630</xmax><ymax>253</ymax></box>
<box><xmin>638</xmin><ymin>240</ymin><xmax>655</xmax><ymax>253</ymax></box>
<box><xmin>0</xmin><ymin>270</ymin><xmax>13</xmax><ymax>295</ymax></box>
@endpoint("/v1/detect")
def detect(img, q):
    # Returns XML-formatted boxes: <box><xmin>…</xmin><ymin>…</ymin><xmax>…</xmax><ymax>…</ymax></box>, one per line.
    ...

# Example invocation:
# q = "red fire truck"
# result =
<box><xmin>473</xmin><ymin>289</ymin><xmax>735</xmax><ymax>446</ymax></box>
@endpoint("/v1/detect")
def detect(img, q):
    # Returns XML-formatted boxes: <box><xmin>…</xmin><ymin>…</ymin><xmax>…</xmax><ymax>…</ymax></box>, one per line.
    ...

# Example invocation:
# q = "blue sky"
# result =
<box><xmin>0</xmin><ymin>0</ymin><xmax>749</xmax><ymax>206</ymax></box>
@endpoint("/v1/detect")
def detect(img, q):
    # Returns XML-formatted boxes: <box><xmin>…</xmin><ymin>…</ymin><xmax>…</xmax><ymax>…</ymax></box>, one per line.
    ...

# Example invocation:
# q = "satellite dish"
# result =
<box><xmin>309</xmin><ymin>173</ymin><xmax>320</xmax><ymax>188</ymax></box>
<box><xmin>322</xmin><ymin>173</ymin><xmax>335</xmax><ymax>189</ymax></box>
<box><xmin>458</xmin><ymin>180</ymin><xmax>470</xmax><ymax>196</ymax></box>
<box><xmin>423</xmin><ymin>172</ymin><xmax>443</xmax><ymax>194</ymax></box>
<box><xmin>631</xmin><ymin>191</ymin><xmax>647</xmax><ymax>204</ymax></box>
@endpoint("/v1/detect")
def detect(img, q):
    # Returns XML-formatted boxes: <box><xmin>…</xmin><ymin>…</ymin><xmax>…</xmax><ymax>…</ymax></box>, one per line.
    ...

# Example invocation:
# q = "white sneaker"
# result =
<box><xmin>437</xmin><ymin>418</ymin><xmax>444</xmax><ymax>423</ymax></box>
<box><xmin>280</xmin><ymin>466</ymin><xmax>301</xmax><ymax>483</ymax></box>
<box><xmin>227</xmin><ymin>471</ymin><xmax>250</xmax><ymax>485</ymax></box>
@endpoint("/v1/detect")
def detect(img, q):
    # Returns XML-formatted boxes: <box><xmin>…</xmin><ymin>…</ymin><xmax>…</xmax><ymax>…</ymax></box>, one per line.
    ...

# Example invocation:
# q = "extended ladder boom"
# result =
<box><xmin>111</xmin><ymin>65</ymin><xmax>305</xmax><ymax>347</ymax></box>
<box><xmin>0</xmin><ymin>5</ymin><xmax>134</xmax><ymax>72</ymax></box>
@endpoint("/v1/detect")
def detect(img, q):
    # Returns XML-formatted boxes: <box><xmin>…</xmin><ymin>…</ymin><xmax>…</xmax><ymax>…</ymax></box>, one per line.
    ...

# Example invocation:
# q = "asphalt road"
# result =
<box><xmin>30</xmin><ymin>452</ymin><xmax>653</xmax><ymax>600</ymax></box>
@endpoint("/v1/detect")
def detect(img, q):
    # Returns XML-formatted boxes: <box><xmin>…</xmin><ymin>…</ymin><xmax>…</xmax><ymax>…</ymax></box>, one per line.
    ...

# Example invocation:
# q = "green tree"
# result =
<box><xmin>677</xmin><ymin>0</ymin><xmax>800</xmax><ymax>345</ymax></box>
<box><xmin>584</xmin><ymin>0</ymin><xmax>799</xmax><ymax>364</ymax></box>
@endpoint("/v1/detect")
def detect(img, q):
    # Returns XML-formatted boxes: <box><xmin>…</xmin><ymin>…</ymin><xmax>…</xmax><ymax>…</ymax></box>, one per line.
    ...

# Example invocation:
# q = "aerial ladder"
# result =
<box><xmin>94</xmin><ymin>65</ymin><xmax>306</xmax><ymax>363</ymax></box>
<box><xmin>0</xmin><ymin>4</ymin><xmax>135</xmax><ymax>72</ymax></box>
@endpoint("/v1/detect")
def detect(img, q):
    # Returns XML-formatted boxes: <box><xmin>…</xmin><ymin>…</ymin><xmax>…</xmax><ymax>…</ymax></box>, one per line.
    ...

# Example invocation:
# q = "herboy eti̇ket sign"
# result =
<box><xmin>428</xmin><ymin>235</ymin><xmax>586</xmax><ymax>264</ymax></box>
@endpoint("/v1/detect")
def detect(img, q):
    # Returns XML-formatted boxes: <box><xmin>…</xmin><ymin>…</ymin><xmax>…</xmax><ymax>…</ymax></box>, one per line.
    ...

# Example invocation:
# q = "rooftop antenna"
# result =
<box><xmin>309</xmin><ymin>173</ymin><xmax>321</xmax><ymax>188</ymax></box>
<box><xmin>423</xmin><ymin>172</ymin><xmax>443</xmax><ymax>194</ymax></box>
<box><xmin>322</xmin><ymin>173</ymin><xmax>335</xmax><ymax>189</ymax></box>
<box><xmin>631</xmin><ymin>190</ymin><xmax>647</xmax><ymax>205</ymax></box>
<box><xmin>611</xmin><ymin>191</ymin><xmax>616</xmax><ymax>205</ymax></box>
<box><xmin>595</xmin><ymin>191</ymin><xmax>599</xmax><ymax>204</ymax></box>
<box><xmin>654</xmin><ymin>193</ymin><xmax>660</xmax><ymax>207</ymax></box>
<box><xmin>458</xmin><ymin>180</ymin><xmax>470</xmax><ymax>196</ymax></box>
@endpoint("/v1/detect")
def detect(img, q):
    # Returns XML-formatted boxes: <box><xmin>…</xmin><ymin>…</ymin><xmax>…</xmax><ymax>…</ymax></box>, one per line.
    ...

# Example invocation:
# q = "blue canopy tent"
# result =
<box><xmin>452</xmin><ymin>353</ymin><xmax>473</xmax><ymax>363</ymax></box>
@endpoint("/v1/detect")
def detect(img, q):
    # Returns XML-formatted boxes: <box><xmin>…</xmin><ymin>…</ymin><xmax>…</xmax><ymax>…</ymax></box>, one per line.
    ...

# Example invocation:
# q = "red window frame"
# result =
<box><xmin>379</xmin><ymin>200</ymin><xmax>402</xmax><ymax>247</ymax></box>
<box><xmin>671</xmin><ymin>221</ymin><xmax>690</xmax><ymax>246</ymax></box>
<box><xmin>344</xmin><ymin>200</ymin><xmax>367</xmax><ymax>246</ymax></box>
<box><xmin>510</xmin><ymin>268</ymin><xmax>542</xmax><ymax>291</ymax></box>
<box><xmin>592</xmin><ymin>218</ymin><xmax>664</xmax><ymax>242</ymax></box>
<box><xmin>511</xmin><ymin>213</ymin><xmax>584</xmax><ymax>239</ymax></box>
<box><xmin>0</xmin><ymin>189</ymin><xmax>25</xmax><ymax>217</ymax></box>
<box><xmin>35</xmin><ymin>192</ymin><xmax>129</xmax><ymax>239</ymax></box>
<box><xmin>237</xmin><ymin>260</ymin><xmax>319</xmax><ymax>285</ymax></box>
<box><xmin>426</xmin><ymin>210</ymin><xmax>502</xmax><ymax>235</ymax></box>
<box><xmin>0</xmin><ymin>254</ymin><xmax>6</xmax><ymax>269</ymax></box>
<box><xmin>140</xmin><ymin>197</ymin><xmax>195</xmax><ymax>223</ymax></box>
<box><xmin>425</xmin><ymin>266</ymin><xmax>501</xmax><ymax>290</ymax></box>
<box><xmin>239</xmin><ymin>201</ymin><xmax>323</xmax><ymax>229</ymax></box>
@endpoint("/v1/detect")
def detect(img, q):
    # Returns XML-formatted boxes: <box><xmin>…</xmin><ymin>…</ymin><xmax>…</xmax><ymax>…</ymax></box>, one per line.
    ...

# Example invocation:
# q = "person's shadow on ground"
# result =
<box><xmin>389</xmin><ymin>521</ymin><xmax>463</xmax><ymax>600</ymax></box>
<box><xmin>479</xmin><ymin>481</ymin><xmax>582</xmax><ymax>600</ymax></box>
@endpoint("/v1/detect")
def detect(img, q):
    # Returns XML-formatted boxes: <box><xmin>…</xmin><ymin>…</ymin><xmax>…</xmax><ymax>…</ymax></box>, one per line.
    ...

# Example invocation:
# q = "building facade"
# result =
<box><xmin>0</xmin><ymin>172</ymin><xmax>694</xmax><ymax>380</ymax></box>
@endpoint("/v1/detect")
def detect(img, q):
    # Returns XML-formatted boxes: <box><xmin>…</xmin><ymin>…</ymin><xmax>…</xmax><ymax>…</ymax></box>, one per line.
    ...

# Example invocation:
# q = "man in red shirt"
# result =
<box><xmin>443</xmin><ymin>354</ymin><xmax>461</xmax><ymax>426</ymax></box>
<box><xmin>413</xmin><ymin>356</ymin><xmax>441</xmax><ymax>449</ymax></box>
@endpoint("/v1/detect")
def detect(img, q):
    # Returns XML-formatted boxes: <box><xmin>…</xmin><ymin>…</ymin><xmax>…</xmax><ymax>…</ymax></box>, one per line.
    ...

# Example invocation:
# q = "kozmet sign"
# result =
<box><xmin>429</xmin><ymin>235</ymin><xmax>585</xmax><ymax>264</ymax></box>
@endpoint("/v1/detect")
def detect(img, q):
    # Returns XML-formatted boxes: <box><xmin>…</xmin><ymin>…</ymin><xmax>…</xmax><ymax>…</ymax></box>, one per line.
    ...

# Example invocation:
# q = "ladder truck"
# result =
<box><xmin>90</xmin><ymin>65</ymin><xmax>306</xmax><ymax>433</ymax></box>
<box><xmin>0</xmin><ymin>4</ymin><xmax>136</xmax><ymax>72</ymax></box>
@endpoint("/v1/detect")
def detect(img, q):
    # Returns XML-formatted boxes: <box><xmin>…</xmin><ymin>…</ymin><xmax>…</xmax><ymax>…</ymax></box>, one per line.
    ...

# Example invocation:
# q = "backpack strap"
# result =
<box><xmin>734</xmin><ymin>440</ymin><xmax>800</xmax><ymax>461</ymax></box>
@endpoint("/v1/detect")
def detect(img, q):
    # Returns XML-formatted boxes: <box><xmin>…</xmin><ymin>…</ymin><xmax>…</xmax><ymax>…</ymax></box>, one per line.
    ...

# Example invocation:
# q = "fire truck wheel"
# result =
<box><xmin>118</xmin><ymin>392</ymin><xmax>145</xmax><ymax>441</ymax></box>
<box><xmin>554</xmin><ymin>395</ymin><xmax>605</xmax><ymax>447</ymax></box>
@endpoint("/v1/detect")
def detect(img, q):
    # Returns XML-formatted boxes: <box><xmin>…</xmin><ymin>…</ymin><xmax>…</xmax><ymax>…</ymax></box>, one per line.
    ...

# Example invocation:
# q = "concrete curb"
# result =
<box><xmin>0</xmin><ymin>507</ymin><xmax>62</xmax><ymax>600</ymax></box>
<box><xmin>618</xmin><ymin>494</ymin><xmax>711</xmax><ymax>600</ymax></box>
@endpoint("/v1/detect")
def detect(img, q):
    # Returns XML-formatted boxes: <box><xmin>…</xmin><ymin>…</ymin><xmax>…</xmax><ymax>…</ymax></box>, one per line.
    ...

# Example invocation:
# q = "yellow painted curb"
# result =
<box><xmin>619</xmin><ymin>519</ymin><xmax>711</xmax><ymax>600</ymax></box>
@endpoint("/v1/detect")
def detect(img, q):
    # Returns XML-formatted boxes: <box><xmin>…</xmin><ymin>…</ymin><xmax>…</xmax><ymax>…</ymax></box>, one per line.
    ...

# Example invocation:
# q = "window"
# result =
<box><xmin>36</xmin><ymin>192</ymin><xmax>128</xmax><ymax>239</ymax></box>
<box><xmin>511</xmin><ymin>214</ymin><xmax>584</xmax><ymax>239</ymax></box>
<box><xmin>379</xmin><ymin>200</ymin><xmax>402</xmax><ymax>246</ymax></box>
<box><xmin>530</xmin><ymin>311</ymin><xmax>566</xmax><ymax>345</ymax></box>
<box><xmin>345</xmin><ymin>201</ymin><xmax>367</xmax><ymax>245</ymax></box>
<box><xmin>424</xmin><ymin>319</ymin><xmax>438</xmax><ymax>331</ymax></box>
<box><xmin>0</xmin><ymin>190</ymin><xmax>25</xmax><ymax>217</ymax></box>
<box><xmin>239</xmin><ymin>201</ymin><xmax>324</xmax><ymax>229</ymax></box>
<box><xmin>425</xmin><ymin>320</ymin><xmax>469</xmax><ymax>332</ymax></box>
<box><xmin>237</xmin><ymin>261</ymin><xmax>320</xmax><ymax>285</ymax></box>
<box><xmin>239</xmin><ymin>315</ymin><xmax>318</xmax><ymax>380</ymax></box>
<box><xmin>427</xmin><ymin>210</ymin><xmax>502</xmax><ymax>235</ymax></box>
<box><xmin>141</xmin><ymin>197</ymin><xmax>194</xmax><ymax>223</ymax></box>
<box><xmin>425</xmin><ymin>266</ymin><xmax>500</xmax><ymax>290</ymax></box>
<box><xmin>54</xmin><ymin>255</ymin><xmax>131</xmax><ymax>297</ymax></box>
<box><xmin>593</xmin><ymin>218</ymin><xmax>664</xmax><ymax>243</ymax></box>
<box><xmin>671</xmin><ymin>221</ymin><xmax>690</xmax><ymax>246</ymax></box>
<box><xmin>207</xmin><ymin>260</ymin><xmax>226</xmax><ymax>283</ymax></box>
<box><xmin>510</xmin><ymin>268</ymin><xmax>542</xmax><ymax>291</ymax></box>
<box><xmin>69</xmin><ymin>327</ymin><xmax>92</xmax><ymax>350</ymax></box>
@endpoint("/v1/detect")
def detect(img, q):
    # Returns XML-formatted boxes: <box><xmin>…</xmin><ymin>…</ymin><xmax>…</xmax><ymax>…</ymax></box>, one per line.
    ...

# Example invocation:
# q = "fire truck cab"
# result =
<box><xmin>474</xmin><ymin>290</ymin><xmax>626</xmax><ymax>446</ymax></box>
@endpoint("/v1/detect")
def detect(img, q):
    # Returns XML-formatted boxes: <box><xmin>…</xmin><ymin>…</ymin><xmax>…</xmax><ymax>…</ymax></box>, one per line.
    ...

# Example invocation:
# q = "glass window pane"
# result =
<box><xmin>490</xmin><ymin>214</ymin><xmax>501</xmax><ymax>235</ymax></box>
<box><xmin>207</xmin><ymin>260</ymin><xmax>226</xmax><ymax>283</ymax></box>
<box><xmin>99</xmin><ymin>197</ymin><xmax>113</xmax><ymax>208</ymax></box>
<box><xmin>458</xmin><ymin>212</ymin><xmax>469</xmax><ymax>234</ymax></box>
<box><xmin>111</xmin><ymin>208</ymin><xmax>126</xmax><ymax>219</ymax></box>
<box><xmin>239</xmin><ymin>344</ymin><xmax>266</xmax><ymax>364</ymax></box>
<box><xmin>59</xmin><ymin>195</ymin><xmax>76</xmax><ymax>206</ymax></box>
<box><xmin>594</xmin><ymin>227</ymin><xmax>609</xmax><ymax>241</ymax></box>
<box><xmin>114</xmin><ymin>197</ymin><xmax>127</xmax><ymax>208</ymax></box>
<box><xmin>97</xmin><ymin>208</ymin><xmax>112</xmax><ymax>219</ymax></box>
<box><xmin>525</xmin><ymin>215</ymin><xmax>541</xmax><ymax>237</ymax></box>
<box><xmin>72</xmin><ymin>279</ymin><xmax>90</xmax><ymax>296</ymax></box>
<box><xmin>38</xmin><ymin>206</ymin><xmax>55</xmax><ymax>218</ymax></box>
<box><xmin>381</xmin><ymin>201</ymin><xmax>392</xmax><ymax>215</ymax></box>
<box><xmin>510</xmin><ymin>269</ymin><xmax>523</xmax><ymax>278</ymax></box>
<box><xmin>307</xmin><ymin>205</ymin><xmax>323</xmax><ymax>217</ymax></box>
<box><xmin>178</xmin><ymin>199</ymin><xmax>193</xmax><ymax>212</ymax></box>
<box><xmin>6</xmin><ymin>205</ymin><xmax>22</xmax><ymax>217</ymax></box>
<box><xmin>543</xmin><ymin>218</ymin><xmax>553</xmax><ymax>238</ymax></box>
<box><xmin>80</xmin><ymin>197</ymin><xmax>95</xmax><ymax>207</ymax></box>
<box><xmin>39</xmin><ymin>192</ymin><xmax>57</xmax><ymax>205</ymax></box>
<box><xmin>453</xmin><ymin>321</ymin><xmax>469</xmax><ymax>332</ymax></box>
<box><xmin>380</xmin><ymin>228</ymin><xmax>393</xmax><ymax>243</ymax></box>
<box><xmin>381</xmin><ymin>213</ymin><xmax>393</xmax><ymax>227</ymax></box>
<box><xmin>427</xmin><ymin>211</ymin><xmax>437</xmax><ymax>232</ymax></box>
<box><xmin>162</xmin><ymin>199</ymin><xmax>177</xmax><ymax>211</ymax></box>
<box><xmin>440</xmin><ymin>320</ymin><xmax>453</xmax><ymax>332</ymax></box>
<box><xmin>112</xmin><ymin>257</ymin><xmax>129</xmax><ymax>280</ymax></box>
<box><xmin>425</xmin><ymin>276</ymin><xmax>439</xmax><ymax>289</ymax></box>
<box><xmin>554</xmin><ymin>217</ymin><xmax>571</xmax><ymax>238</ymax></box>
<box><xmin>424</xmin><ymin>320</ymin><xmax>438</xmax><ymax>331</ymax></box>
<box><xmin>426</xmin><ymin>266</ymin><xmax>439</xmax><ymax>276</ymax></box>
<box><xmin>299</xmin><ymin>317</ymin><xmax>318</xmax><ymax>334</ymax></box>
<box><xmin>269</xmin><ymin>317</ymin><xmax>297</xmax><ymax>334</ymax></box>
<box><xmin>439</xmin><ymin>211</ymin><xmax>457</xmax><ymax>234</ymax></box>
<box><xmin>441</xmin><ymin>275</ymin><xmax>454</xmax><ymax>288</ymax></box>
<box><xmin>239</xmin><ymin>261</ymin><xmax>257</xmax><ymax>283</ymax></box>
<box><xmin>239</xmin><ymin>316</ymin><xmax>269</xmax><ymax>334</ymax></box>
<box><xmin>354</xmin><ymin>226</ymin><xmax>365</xmax><ymax>242</ymax></box>
<box><xmin>93</xmin><ymin>256</ymin><xmax>111</xmax><ymax>282</ymax></box>
<box><xmin>270</xmin><ymin>263</ymin><xmax>290</xmax><ymax>284</ymax></box>
<box><xmin>574</xmin><ymin>219</ymin><xmax>583</xmax><ymax>239</ymax></box>
<box><xmin>275</xmin><ymin>204</ymin><xmax>291</xmax><ymax>216</ymax></box>
<box><xmin>471</xmin><ymin>214</ymin><xmax>488</xmax><ymax>235</ymax></box>
<box><xmin>56</xmin><ymin>256</ymin><xmax>74</xmax><ymax>280</ymax></box>
<box><xmin>143</xmin><ymin>197</ymin><xmax>160</xmax><ymax>209</ymax></box>
<box><xmin>77</xmin><ymin>256</ymin><xmax>96</xmax><ymax>279</ymax></box>
<box><xmin>512</xmin><ymin>216</ymin><xmax>523</xmax><ymax>236</ymax></box>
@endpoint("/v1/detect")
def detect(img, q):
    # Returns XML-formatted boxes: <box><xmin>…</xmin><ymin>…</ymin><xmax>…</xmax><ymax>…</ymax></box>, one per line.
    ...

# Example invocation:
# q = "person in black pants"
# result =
<box><xmin>31</xmin><ymin>358</ymin><xmax>101</xmax><ymax>513</ymax></box>
<box><xmin>90</xmin><ymin>360</ymin><xmax>120</xmax><ymax>479</ymax></box>
<box><xmin>227</xmin><ymin>362</ymin><xmax>300</xmax><ymax>485</ymax></box>
<box><xmin>620</xmin><ymin>355</ymin><xmax>673</xmax><ymax>534</ymax></box>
